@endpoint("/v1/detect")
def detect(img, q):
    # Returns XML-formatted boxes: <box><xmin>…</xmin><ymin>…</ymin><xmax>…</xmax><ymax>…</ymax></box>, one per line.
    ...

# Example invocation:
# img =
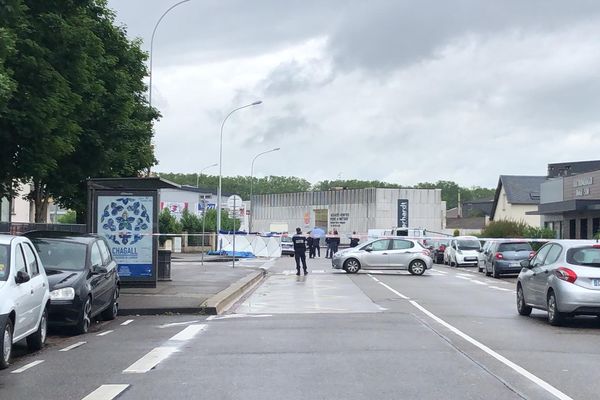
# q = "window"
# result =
<box><xmin>544</xmin><ymin>244</ymin><xmax>562</xmax><ymax>265</ymax></box>
<box><xmin>569</xmin><ymin>219</ymin><xmax>576</xmax><ymax>239</ymax></box>
<box><xmin>97</xmin><ymin>240</ymin><xmax>111</xmax><ymax>265</ymax></box>
<box><xmin>15</xmin><ymin>244</ymin><xmax>27</xmax><ymax>274</ymax></box>
<box><xmin>567</xmin><ymin>247</ymin><xmax>600</xmax><ymax>267</ymax></box>
<box><xmin>457</xmin><ymin>240</ymin><xmax>480</xmax><ymax>250</ymax></box>
<box><xmin>593</xmin><ymin>218</ymin><xmax>600</xmax><ymax>238</ymax></box>
<box><xmin>90</xmin><ymin>242</ymin><xmax>103</xmax><ymax>267</ymax></box>
<box><xmin>531</xmin><ymin>244</ymin><xmax>552</xmax><ymax>267</ymax></box>
<box><xmin>580</xmin><ymin>218</ymin><xmax>589</xmax><ymax>239</ymax></box>
<box><xmin>366</xmin><ymin>240</ymin><xmax>390</xmax><ymax>252</ymax></box>
<box><xmin>0</xmin><ymin>244</ymin><xmax>9</xmax><ymax>281</ymax></box>
<box><xmin>392</xmin><ymin>239</ymin><xmax>413</xmax><ymax>250</ymax></box>
<box><xmin>32</xmin><ymin>239</ymin><xmax>87</xmax><ymax>271</ymax></box>
<box><xmin>22</xmin><ymin>243</ymin><xmax>40</xmax><ymax>276</ymax></box>
<box><xmin>497</xmin><ymin>242</ymin><xmax>532</xmax><ymax>252</ymax></box>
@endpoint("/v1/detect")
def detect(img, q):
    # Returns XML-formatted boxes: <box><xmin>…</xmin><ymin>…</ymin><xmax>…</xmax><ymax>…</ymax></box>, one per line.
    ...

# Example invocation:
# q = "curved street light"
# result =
<box><xmin>216</xmin><ymin>101</ymin><xmax>263</xmax><ymax>235</ymax></box>
<box><xmin>249</xmin><ymin>147</ymin><xmax>280</xmax><ymax>232</ymax></box>
<box><xmin>197</xmin><ymin>163</ymin><xmax>218</xmax><ymax>188</ymax></box>
<box><xmin>149</xmin><ymin>0</ymin><xmax>192</xmax><ymax>108</ymax></box>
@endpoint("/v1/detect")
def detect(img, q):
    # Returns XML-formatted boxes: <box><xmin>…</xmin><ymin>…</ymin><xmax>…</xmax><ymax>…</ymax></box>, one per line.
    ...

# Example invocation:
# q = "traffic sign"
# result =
<box><xmin>227</xmin><ymin>195</ymin><xmax>243</xmax><ymax>210</ymax></box>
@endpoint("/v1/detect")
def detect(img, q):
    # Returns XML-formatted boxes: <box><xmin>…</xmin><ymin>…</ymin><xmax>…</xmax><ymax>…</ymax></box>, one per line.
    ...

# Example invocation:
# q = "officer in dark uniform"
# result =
<box><xmin>292</xmin><ymin>227</ymin><xmax>308</xmax><ymax>275</ymax></box>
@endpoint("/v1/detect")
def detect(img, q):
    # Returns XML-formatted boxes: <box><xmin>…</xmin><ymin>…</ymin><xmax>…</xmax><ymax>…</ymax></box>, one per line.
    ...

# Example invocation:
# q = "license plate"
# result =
<box><xmin>592</xmin><ymin>279</ymin><xmax>600</xmax><ymax>287</ymax></box>
<box><xmin>510</xmin><ymin>263</ymin><xmax>521</xmax><ymax>267</ymax></box>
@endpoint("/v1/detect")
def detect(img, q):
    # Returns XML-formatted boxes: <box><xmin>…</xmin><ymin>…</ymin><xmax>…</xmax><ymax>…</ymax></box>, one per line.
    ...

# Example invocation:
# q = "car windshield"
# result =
<box><xmin>498</xmin><ymin>243</ymin><xmax>532</xmax><ymax>252</ymax></box>
<box><xmin>31</xmin><ymin>239</ymin><xmax>87</xmax><ymax>271</ymax></box>
<box><xmin>566</xmin><ymin>247</ymin><xmax>600</xmax><ymax>267</ymax></box>
<box><xmin>457</xmin><ymin>240</ymin><xmax>480</xmax><ymax>250</ymax></box>
<box><xmin>281</xmin><ymin>237</ymin><xmax>292</xmax><ymax>243</ymax></box>
<box><xmin>0</xmin><ymin>244</ymin><xmax>9</xmax><ymax>281</ymax></box>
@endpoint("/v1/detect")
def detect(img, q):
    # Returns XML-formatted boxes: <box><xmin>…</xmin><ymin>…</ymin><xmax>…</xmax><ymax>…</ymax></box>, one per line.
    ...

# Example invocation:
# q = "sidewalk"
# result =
<box><xmin>119</xmin><ymin>256</ymin><xmax>269</xmax><ymax>315</ymax></box>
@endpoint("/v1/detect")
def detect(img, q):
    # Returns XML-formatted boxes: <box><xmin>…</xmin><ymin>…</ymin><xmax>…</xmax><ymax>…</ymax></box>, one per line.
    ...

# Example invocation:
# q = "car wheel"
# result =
<box><xmin>26</xmin><ymin>306</ymin><xmax>47</xmax><ymax>351</ymax></box>
<box><xmin>101</xmin><ymin>286</ymin><xmax>119</xmax><ymax>321</ymax></box>
<box><xmin>516</xmin><ymin>285</ymin><xmax>532</xmax><ymax>316</ymax></box>
<box><xmin>1</xmin><ymin>317</ymin><xmax>13</xmax><ymax>370</ymax></box>
<box><xmin>492</xmin><ymin>263</ymin><xmax>500</xmax><ymax>278</ymax></box>
<box><xmin>478</xmin><ymin>264</ymin><xmax>483</xmax><ymax>273</ymax></box>
<box><xmin>485</xmin><ymin>264</ymin><xmax>491</xmax><ymax>276</ymax></box>
<box><xmin>76</xmin><ymin>297</ymin><xmax>93</xmax><ymax>335</ymax></box>
<box><xmin>343</xmin><ymin>258</ymin><xmax>361</xmax><ymax>274</ymax></box>
<box><xmin>547</xmin><ymin>290</ymin><xmax>564</xmax><ymax>326</ymax></box>
<box><xmin>408</xmin><ymin>260</ymin><xmax>426</xmax><ymax>276</ymax></box>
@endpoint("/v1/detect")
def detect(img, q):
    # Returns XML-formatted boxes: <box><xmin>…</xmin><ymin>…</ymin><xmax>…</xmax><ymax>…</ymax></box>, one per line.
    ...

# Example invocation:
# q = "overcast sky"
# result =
<box><xmin>107</xmin><ymin>0</ymin><xmax>600</xmax><ymax>188</ymax></box>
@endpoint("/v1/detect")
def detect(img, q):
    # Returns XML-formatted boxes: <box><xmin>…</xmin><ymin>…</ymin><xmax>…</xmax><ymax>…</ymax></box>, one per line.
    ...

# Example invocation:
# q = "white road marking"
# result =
<box><xmin>11</xmin><ymin>360</ymin><xmax>44</xmax><ymax>374</ymax></box>
<box><xmin>97</xmin><ymin>330</ymin><xmax>114</xmax><ymax>337</ymax></box>
<box><xmin>59</xmin><ymin>341</ymin><xmax>87</xmax><ymax>352</ymax></box>
<box><xmin>210</xmin><ymin>314</ymin><xmax>273</xmax><ymax>320</ymax></box>
<box><xmin>470</xmin><ymin>280</ymin><xmax>488</xmax><ymax>286</ymax></box>
<box><xmin>489</xmin><ymin>286</ymin><xmax>513</xmax><ymax>292</ymax></box>
<box><xmin>375</xmin><ymin>279</ymin><xmax>574</xmax><ymax>400</ymax></box>
<box><xmin>123</xmin><ymin>347</ymin><xmax>178</xmax><ymax>373</ymax></box>
<box><xmin>368</xmin><ymin>274</ymin><xmax>410</xmax><ymax>299</ymax></box>
<box><xmin>169</xmin><ymin>324</ymin><xmax>207</xmax><ymax>341</ymax></box>
<box><xmin>121</xmin><ymin>319</ymin><xmax>134</xmax><ymax>326</ymax></box>
<box><xmin>158</xmin><ymin>320</ymin><xmax>200</xmax><ymax>328</ymax></box>
<box><xmin>456</xmin><ymin>276</ymin><xmax>471</xmax><ymax>280</ymax></box>
<box><xmin>81</xmin><ymin>384</ymin><xmax>130</xmax><ymax>400</ymax></box>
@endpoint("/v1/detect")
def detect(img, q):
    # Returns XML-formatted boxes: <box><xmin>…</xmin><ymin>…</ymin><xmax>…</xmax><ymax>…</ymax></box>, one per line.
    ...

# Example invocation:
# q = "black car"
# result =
<box><xmin>25</xmin><ymin>232</ymin><xmax>120</xmax><ymax>334</ymax></box>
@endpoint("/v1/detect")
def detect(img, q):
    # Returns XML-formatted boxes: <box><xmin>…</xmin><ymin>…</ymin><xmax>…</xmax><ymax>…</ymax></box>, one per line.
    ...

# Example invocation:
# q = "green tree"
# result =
<box><xmin>158</xmin><ymin>208</ymin><xmax>182</xmax><ymax>245</ymax></box>
<box><xmin>199</xmin><ymin>209</ymin><xmax>240</xmax><ymax>232</ymax></box>
<box><xmin>57</xmin><ymin>210</ymin><xmax>77</xmax><ymax>224</ymax></box>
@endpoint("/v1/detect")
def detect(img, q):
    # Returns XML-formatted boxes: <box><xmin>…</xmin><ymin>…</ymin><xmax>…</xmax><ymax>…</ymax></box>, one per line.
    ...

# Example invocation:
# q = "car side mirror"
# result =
<box><xmin>520</xmin><ymin>259</ymin><xmax>531</xmax><ymax>268</ymax></box>
<box><xmin>477</xmin><ymin>248</ymin><xmax>483</xmax><ymax>253</ymax></box>
<box><xmin>15</xmin><ymin>270</ymin><xmax>31</xmax><ymax>284</ymax></box>
<box><xmin>92</xmin><ymin>264</ymin><xmax>108</xmax><ymax>274</ymax></box>
<box><xmin>364</xmin><ymin>248</ymin><xmax>372</xmax><ymax>252</ymax></box>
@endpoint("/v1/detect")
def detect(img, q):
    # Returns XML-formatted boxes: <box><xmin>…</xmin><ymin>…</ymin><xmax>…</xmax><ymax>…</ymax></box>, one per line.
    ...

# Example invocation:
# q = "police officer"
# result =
<box><xmin>292</xmin><ymin>227</ymin><xmax>308</xmax><ymax>275</ymax></box>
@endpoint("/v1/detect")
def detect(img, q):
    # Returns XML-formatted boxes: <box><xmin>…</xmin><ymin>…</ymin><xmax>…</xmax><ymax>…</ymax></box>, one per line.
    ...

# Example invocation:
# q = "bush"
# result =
<box><xmin>57</xmin><ymin>210</ymin><xmax>76</xmax><ymax>224</ymax></box>
<box><xmin>158</xmin><ymin>208</ymin><xmax>182</xmax><ymax>245</ymax></box>
<box><xmin>453</xmin><ymin>229</ymin><xmax>460</xmax><ymax>237</ymax></box>
<box><xmin>481</xmin><ymin>219</ymin><xmax>555</xmax><ymax>239</ymax></box>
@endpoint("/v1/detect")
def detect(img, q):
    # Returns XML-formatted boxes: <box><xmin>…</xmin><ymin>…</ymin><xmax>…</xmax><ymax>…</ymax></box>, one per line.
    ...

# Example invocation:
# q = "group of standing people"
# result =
<box><xmin>291</xmin><ymin>228</ymin><xmax>361</xmax><ymax>275</ymax></box>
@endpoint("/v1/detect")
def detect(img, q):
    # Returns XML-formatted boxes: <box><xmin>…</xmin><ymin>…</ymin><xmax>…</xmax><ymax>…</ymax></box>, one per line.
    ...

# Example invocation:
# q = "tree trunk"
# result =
<box><xmin>31</xmin><ymin>181</ymin><xmax>50</xmax><ymax>223</ymax></box>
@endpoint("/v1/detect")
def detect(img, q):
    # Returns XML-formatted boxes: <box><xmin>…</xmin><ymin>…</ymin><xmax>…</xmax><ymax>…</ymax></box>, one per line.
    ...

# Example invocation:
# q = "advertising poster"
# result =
<box><xmin>97</xmin><ymin>196</ymin><xmax>154</xmax><ymax>278</ymax></box>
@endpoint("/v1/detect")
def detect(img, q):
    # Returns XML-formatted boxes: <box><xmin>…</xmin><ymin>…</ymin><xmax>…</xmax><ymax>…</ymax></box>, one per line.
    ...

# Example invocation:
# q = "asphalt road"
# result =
<box><xmin>1</xmin><ymin>257</ymin><xmax>599</xmax><ymax>400</ymax></box>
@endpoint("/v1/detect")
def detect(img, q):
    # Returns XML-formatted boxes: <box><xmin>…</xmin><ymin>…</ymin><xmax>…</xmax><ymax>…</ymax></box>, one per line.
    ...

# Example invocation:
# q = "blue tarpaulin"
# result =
<box><xmin>207</xmin><ymin>250</ymin><xmax>256</xmax><ymax>258</ymax></box>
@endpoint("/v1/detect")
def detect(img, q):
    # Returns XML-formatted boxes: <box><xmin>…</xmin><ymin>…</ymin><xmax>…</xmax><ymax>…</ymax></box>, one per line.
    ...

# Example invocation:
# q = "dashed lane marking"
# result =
<box><xmin>121</xmin><ymin>319</ymin><xmax>134</xmax><ymax>326</ymax></box>
<box><xmin>11</xmin><ymin>360</ymin><xmax>44</xmax><ymax>374</ymax></box>
<box><xmin>123</xmin><ymin>347</ymin><xmax>178</xmax><ymax>374</ymax></box>
<box><xmin>97</xmin><ymin>330</ymin><xmax>114</xmax><ymax>337</ymax></box>
<box><xmin>59</xmin><ymin>341</ymin><xmax>86</xmax><ymax>352</ymax></box>
<box><xmin>208</xmin><ymin>314</ymin><xmax>273</xmax><ymax>320</ymax></box>
<box><xmin>158</xmin><ymin>320</ymin><xmax>200</xmax><ymax>328</ymax></box>
<box><xmin>489</xmin><ymin>286</ymin><xmax>514</xmax><ymax>292</ymax></box>
<box><xmin>81</xmin><ymin>384</ymin><xmax>130</xmax><ymax>400</ymax></box>
<box><xmin>169</xmin><ymin>324</ymin><xmax>207</xmax><ymax>341</ymax></box>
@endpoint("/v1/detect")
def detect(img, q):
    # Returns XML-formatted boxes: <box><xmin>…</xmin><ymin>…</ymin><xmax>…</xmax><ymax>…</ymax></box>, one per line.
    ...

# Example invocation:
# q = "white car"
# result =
<box><xmin>0</xmin><ymin>235</ymin><xmax>50</xmax><ymax>369</ymax></box>
<box><xmin>446</xmin><ymin>236</ymin><xmax>482</xmax><ymax>267</ymax></box>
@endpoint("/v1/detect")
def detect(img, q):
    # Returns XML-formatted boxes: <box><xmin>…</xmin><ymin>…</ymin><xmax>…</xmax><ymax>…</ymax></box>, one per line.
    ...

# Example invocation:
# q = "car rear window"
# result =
<box><xmin>457</xmin><ymin>240</ymin><xmax>480</xmax><ymax>250</ymax></box>
<box><xmin>0</xmin><ymin>244</ymin><xmax>8</xmax><ymax>281</ymax></box>
<box><xmin>32</xmin><ymin>239</ymin><xmax>87</xmax><ymax>271</ymax></box>
<box><xmin>497</xmin><ymin>243</ymin><xmax>532</xmax><ymax>252</ymax></box>
<box><xmin>566</xmin><ymin>247</ymin><xmax>600</xmax><ymax>267</ymax></box>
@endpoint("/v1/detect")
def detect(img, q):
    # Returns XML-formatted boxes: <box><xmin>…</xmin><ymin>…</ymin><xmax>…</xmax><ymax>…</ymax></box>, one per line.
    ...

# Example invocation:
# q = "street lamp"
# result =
<box><xmin>216</xmin><ymin>101</ymin><xmax>262</xmax><ymax>236</ymax></box>
<box><xmin>149</xmin><ymin>0</ymin><xmax>191</xmax><ymax>108</ymax></box>
<box><xmin>249</xmin><ymin>147</ymin><xmax>280</xmax><ymax>232</ymax></box>
<box><xmin>197</xmin><ymin>163</ymin><xmax>218</xmax><ymax>188</ymax></box>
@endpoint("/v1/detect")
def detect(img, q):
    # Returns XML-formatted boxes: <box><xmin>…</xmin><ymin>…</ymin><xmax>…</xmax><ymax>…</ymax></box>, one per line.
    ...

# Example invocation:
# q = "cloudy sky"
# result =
<box><xmin>108</xmin><ymin>0</ymin><xmax>600</xmax><ymax>188</ymax></box>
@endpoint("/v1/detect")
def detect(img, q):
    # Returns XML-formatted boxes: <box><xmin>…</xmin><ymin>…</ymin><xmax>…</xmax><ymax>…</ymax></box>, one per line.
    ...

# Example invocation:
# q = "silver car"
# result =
<box><xmin>517</xmin><ymin>240</ymin><xmax>600</xmax><ymax>325</ymax></box>
<box><xmin>332</xmin><ymin>238</ymin><xmax>433</xmax><ymax>275</ymax></box>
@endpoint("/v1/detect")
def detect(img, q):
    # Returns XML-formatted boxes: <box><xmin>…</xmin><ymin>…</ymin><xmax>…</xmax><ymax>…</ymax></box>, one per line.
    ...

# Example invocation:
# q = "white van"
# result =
<box><xmin>445</xmin><ymin>236</ymin><xmax>482</xmax><ymax>267</ymax></box>
<box><xmin>0</xmin><ymin>235</ymin><xmax>50</xmax><ymax>369</ymax></box>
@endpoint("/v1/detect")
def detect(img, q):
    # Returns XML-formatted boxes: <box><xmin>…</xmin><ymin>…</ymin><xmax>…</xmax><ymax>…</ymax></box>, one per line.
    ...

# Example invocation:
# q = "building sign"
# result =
<box><xmin>397</xmin><ymin>199</ymin><xmax>409</xmax><ymax>228</ymax></box>
<box><xmin>161</xmin><ymin>201</ymin><xmax>188</xmax><ymax>217</ymax></box>
<box><xmin>330</xmin><ymin>212</ymin><xmax>349</xmax><ymax>228</ymax></box>
<box><xmin>574</xmin><ymin>176</ymin><xmax>593</xmax><ymax>197</ymax></box>
<box><xmin>196</xmin><ymin>202</ymin><xmax>216</xmax><ymax>216</ymax></box>
<box><xmin>97</xmin><ymin>196</ymin><xmax>154</xmax><ymax>278</ymax></box>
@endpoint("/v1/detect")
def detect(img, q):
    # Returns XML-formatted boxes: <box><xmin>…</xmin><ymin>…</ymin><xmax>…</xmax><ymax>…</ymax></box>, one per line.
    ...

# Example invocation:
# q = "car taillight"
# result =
<box><xmin>555</xmin><ymin>267</ymin><xmax>577</xmax><ymax>284</ymax></box>
<box><xmin>495</xmin><ymin>252</ymin><xmax>503</xmax><ymax>260</ymax></box>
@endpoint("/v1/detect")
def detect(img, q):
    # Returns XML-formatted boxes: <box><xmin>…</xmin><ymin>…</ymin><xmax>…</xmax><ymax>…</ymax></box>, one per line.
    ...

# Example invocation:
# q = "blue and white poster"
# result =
<box><xmin>97</xmin><ymin>196</ymin><xmax>154</xmax><ymax>278</ymax></box>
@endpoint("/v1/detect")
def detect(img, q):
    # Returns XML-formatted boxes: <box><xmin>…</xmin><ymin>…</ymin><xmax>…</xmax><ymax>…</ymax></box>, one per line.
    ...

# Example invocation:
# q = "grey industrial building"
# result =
<box><xmin>250</xmin><ymin>188</ymin><xmax>445</xmax><ymax>236</ymax></box>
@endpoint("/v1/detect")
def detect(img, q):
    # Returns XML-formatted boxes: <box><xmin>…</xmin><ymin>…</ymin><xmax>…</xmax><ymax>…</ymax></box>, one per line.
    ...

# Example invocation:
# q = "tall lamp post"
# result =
<box><xmin>149</xmin><ymin>0</ymin><xmax>191</xmax><ymax>108</ymax></box>
<box><xmin>216</xmin><ymin>101</ymin><xmax>262</xmax><ymax>236</ymax></box>
<box><xmin>249</xmin><ymin>147</ymin><xmax>280</xmax><ymax>232</ymax></box>
<box><xmin>197</xmin><ymin>163</ymin><xmax>218</xmax><ymax>188</ymax></box>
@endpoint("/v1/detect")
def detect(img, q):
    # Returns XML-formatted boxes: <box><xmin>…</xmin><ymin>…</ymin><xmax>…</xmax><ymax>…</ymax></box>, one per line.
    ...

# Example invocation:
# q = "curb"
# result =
<box><xmin>200</xmin><ymin>269</ymin><xmax>266</xmax><ymax>315</ymax></box>
<box><xmin>118</xmin><ymin>269</ymin><xmax>266</xmax><ymax>316</ymax></box>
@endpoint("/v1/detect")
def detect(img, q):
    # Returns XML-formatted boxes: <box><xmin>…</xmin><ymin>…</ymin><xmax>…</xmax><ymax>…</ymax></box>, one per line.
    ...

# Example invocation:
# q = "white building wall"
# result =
<box><xmin>493</xmin><ymin>187</ymin><xmax>542</xmax><ymax>226</ymax></box>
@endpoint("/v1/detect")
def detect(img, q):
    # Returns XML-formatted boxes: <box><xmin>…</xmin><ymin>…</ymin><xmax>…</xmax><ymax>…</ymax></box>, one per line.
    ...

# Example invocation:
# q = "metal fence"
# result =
<box><xmin>0</xmin><ymin>222</ymin><xmax>87</xmax><ymax>235</ymax></box>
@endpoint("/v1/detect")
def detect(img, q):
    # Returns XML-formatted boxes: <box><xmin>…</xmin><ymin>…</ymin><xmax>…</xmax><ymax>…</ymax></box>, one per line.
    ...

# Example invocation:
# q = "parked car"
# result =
<box><xmin>332</xmin><ymin>238</ymin><xmax>433</xmax><ymax>275</ymax></box>
<box><xmin>426</xmin><ymin>239</ymin><xmax>449</xmax><ymax>264</ymax></box>
<box><xmin>0</xmin><ymin>235</ymin><xmax>50</xmax><ymax>369</ymax></box>
<box><xmin>446</xmin><ymin>236</ymin><xmax>482</xmax><ymax>267</ymax></box>
<box><xmin>484</xmin><ymin>241</ymin><xmax>533</xmax><ymax>278</ymax></box>
<box><xmin>517</xmin><ymin>240</ymin><xmax>600</xmax><ymax>325</ymax></box>
<box><xmin>281</xmin><ymin>236</ymin><xmax>295</xmax><ymax>257</ymax></box>
<box><xmin>25</xmin><ymin>232</ymin><xmax>120</xmax><ymax>334</ymax></box>
<box><xmin>478</xmin><ymin>240</ymin><xmax>494</xmax><ymax>272</ymax></box>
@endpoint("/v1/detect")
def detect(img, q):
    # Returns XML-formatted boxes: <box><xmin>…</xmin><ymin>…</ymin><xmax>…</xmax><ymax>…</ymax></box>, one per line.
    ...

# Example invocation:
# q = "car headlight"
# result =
<box><xmin>50</xmin><ymin>287</ymin><xmax>75</xmax><ymax>301</ymax></box>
